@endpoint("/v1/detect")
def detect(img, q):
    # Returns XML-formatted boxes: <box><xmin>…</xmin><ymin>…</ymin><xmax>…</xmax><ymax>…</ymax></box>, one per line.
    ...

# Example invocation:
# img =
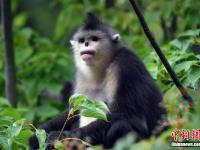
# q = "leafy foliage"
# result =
<box><xmin>69</xmin><ymin>94</ymin><xmax>109</xmax><ymax>121</ymax></box>
<box><xmin>0</xmin><ymin>98</ymin><xmax>47</xmax><ymax>150</ymax></box>
<box><xmin>35</xmin><ymin>129</ymin><xmax>47</xmax><ymax>150</ymax></box>
<box><xmin>144</xmin><ymin>29</ymin><xmax>200</xmax><ymax>91</ymax></box>
<box><xmin>14</xmin><ymin>28</ymin><xmax>73</xmax><ymax>104</ymax></box>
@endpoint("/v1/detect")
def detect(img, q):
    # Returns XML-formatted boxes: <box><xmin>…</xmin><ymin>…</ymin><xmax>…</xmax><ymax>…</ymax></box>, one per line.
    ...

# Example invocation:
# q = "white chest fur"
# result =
<box><xmin>79</xmin><ymin>116</ymin><xmax>97</xmax><ymax>127</ymax></box>
<box><xmin>75</xmin><ymin>63</ymin><xmax>118</xmax><ymax>128</ymax></box>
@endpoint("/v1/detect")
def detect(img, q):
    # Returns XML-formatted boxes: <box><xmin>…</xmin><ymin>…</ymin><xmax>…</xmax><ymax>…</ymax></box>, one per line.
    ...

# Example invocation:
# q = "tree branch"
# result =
<box><xmin>1</xmin><ymin>0</ymin><xmax>17</xmax><ymax>107</ymax></box>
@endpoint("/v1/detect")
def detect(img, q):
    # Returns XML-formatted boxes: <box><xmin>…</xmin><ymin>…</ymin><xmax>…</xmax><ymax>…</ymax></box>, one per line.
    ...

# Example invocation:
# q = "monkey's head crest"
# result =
<box><xmin>83</xmin><ymin>12</ymin><xmax>105</xmax><ymax>30</ymax></box>
<box><xmin>70</xmin><ymin>12</ymin><xmax>120</xmax><ymax>45</ymax></box>
<box><xmin>82</xmin><ymin>12</ymin><xmax>120</xmax><ymax>42</ymax></box>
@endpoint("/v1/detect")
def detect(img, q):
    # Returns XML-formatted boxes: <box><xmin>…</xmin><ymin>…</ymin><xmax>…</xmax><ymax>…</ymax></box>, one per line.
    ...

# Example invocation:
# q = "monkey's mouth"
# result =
<box><xmin>80</xmin><ymin>50</ymin><xmax>96</xmax><ymax>60</ymax></box>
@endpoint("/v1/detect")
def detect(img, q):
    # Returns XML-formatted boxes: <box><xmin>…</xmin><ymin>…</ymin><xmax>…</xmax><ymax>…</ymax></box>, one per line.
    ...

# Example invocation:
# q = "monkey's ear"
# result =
<box><xmin>112</xmin><ymin>34</ymin><xmax>120</xmax><ymax>42</ymax></box>
<box><xmin>70</xmin><ymin>40</ymin><xmax>75</xmax><ymax>46</ymax></box>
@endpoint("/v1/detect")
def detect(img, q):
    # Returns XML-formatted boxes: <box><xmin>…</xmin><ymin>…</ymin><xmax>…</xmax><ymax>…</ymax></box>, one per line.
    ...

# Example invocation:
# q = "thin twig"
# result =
<box><xmin>61</xmin><ymin>137</ymin><xmax>92</xmax><ymax>147</ymax></box>
<box><xmin>27</xmin><ymin>123</ymin><xmax>37</xmax><ymax>131</ymax></box>
<box><xmin>57</xmin><ymin>113</ymin><xmax>80</xmax><ymax>140</ymax></box>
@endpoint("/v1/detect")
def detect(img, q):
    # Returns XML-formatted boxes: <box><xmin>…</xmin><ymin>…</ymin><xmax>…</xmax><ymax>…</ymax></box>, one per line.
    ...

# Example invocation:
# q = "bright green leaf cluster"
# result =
<box><xmin>36</xmin><ymin>129</ymin><xmax>47</xmax><ymax>150</ymax></box>
<box><xmin>69</xmin><ymin>94</ymin><xmax>109</xmax><ymax>121</ymax></box>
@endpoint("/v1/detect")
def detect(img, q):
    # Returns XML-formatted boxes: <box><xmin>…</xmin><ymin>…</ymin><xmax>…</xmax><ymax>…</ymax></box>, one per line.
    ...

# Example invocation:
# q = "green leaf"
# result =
<box><xmin>0</xmin><ymin>107</ymin><xmax>22</xmax><ymax>120</ymax></box>
<box><xmin>145</xmin><ymin>63</ymin><xmax>158</xmax><ymax>79</ymax></box>
<box><xmin>69</xmin><ymin>94</ymin><xmax>109</xmax><ymax>121</ymax></box>
<box><xmin>74</xmin><ymin>100</ymin><xmax>91</xmax><ymax>110</ymax></box>
<box><xmin>170</xmin><ymin>39</ymin><xmax>182</xmax><ymax>49</ymax></box>
<box><xmin>0</xmin><ymin>97</ymin><xmax>11</xmax><ymax>107</ymax></box>
<box><xmin>92</xmin><ymin>100</ymin><xmax>109</xmax><ymax>112</ymax></box>
<box><xmin>9</xmin><ymin>119</ymin><xmax>25</xmax><ymax>138</ymax></box>
<box><xmin>15</xmin><ymin>47</ymin><xmax>33</xmax><ymax>65</ymax></box>
<box><xmin>184</xmin><ymin>66</ymin><xmax>200</xmax><ymax>89</ymax></box>
<box><xmin>0</xmin><ymin>116</ymin><xmax>14</xmax><ymax>128</ymax></box>
<box><xmin>69</xmin><ymin>94</ymin><xmax>87</xmax><ymax>105</ymax></box>
<box><xmin>170</xmin><ymin>39</ymin><xmax>191</xmax><ymax>51</ymax></box>
<box><xmin>179</xmin><ymin>29</ymin><xmax>200</xmax><ymax>37</ymax></box>
<box><xmin>0</xmin><ymin>135</ymin><xmax>8</xmax><ymax>150</ymax></box>
<box><xmin>69</xmin><ymin>94</ymin><xmax>88</xmax><ymax>110</ymax></box>
<box><xmin>36</xmin><ymin>129</ymin><xmax>47</xmax><ymax>150</ymax></box>
<box><xmin>81</xmin><ymin>108</ymin><xmax>108</xmax><ymax>122</ymax></box>
<box><xmin>54</xmin><ymin>140</ymin><xmax>65</xmax><ymax>150</ymax></box>
<box><xmin>16</xmin><ymin>130</ymin><xmax>31</xmax><ymax>147</ymax></box>
<box><xmin>174</xmin><ymin>61</ymin><xmax>193</xmax><ymax>74</ymax></box>
<box><xmin>13</xmin><ymin>12</ymin><xmax>28</xmax><ymax>28</ymax></box>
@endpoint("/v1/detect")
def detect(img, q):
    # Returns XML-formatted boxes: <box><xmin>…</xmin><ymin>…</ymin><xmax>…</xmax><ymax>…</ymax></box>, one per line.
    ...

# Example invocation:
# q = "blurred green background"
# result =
<box><xmin>0</xmin><ymin>0</ymin><xmax>200</xmax><ymax>149</ymax></box>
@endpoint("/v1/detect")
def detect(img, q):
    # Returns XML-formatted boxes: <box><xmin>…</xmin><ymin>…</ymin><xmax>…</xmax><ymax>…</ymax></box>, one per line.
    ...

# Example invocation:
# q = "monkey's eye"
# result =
<box><xmin>91</xmin><ymin>36</ymin><xmax>99</xmax><ymax>42</ymax></box>
<box><xmin>78</xmin><ymin>38</ymin><xmax>85</xmax><ymax>43</ymax></box>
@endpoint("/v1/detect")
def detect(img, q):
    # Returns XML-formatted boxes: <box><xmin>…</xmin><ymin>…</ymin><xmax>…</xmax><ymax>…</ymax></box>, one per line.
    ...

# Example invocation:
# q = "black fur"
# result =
<box><xmin>29</xmin><ymin>13</ymin><xmax>165</xmax><ymax>149</ymax></box>
<box><xmin>83</xmin><ymin>12</ymin><xmax>101</xmax><ymax>30</ymax></box>
<box><xmin>83</xmin><ymin>12</ymin><xmax>114</xmax><ymax>35</ymax></box>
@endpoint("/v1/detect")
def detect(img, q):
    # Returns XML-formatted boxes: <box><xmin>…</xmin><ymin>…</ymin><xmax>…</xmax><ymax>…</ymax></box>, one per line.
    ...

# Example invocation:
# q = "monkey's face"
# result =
<box><xmin>71</xmin><ymin>31</ymin><xmax>113</xmax><ymax>66</ymax></box>
<box><xmin>77</xmin><ymin>35</ymin><xmax>101</xmax><ymax>61</ymax></box>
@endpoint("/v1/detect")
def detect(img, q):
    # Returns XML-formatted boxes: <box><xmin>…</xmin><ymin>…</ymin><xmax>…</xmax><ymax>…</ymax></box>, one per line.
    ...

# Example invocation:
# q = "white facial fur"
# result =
<box><xmin>70</xmin><ymin>30</ymin><xmax>120</xmax><ymax>127</ymax></box>
<box><xmin>70</xmin><ymin>31</ymin><xmax>116</xmax><ymax>73</ymax></box>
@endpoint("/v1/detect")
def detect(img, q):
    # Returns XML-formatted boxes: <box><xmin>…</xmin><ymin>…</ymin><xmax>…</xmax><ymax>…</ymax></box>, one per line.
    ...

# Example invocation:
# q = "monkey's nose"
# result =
<box><xmin>85</xmin><ymin>41</ymin><xmax>89</xmax><ymax>47</ymax></box>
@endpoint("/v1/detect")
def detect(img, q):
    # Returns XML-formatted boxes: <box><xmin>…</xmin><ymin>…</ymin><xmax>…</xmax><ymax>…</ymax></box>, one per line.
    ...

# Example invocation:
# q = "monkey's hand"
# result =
<box><xmin>29</xmin><ymin>131</ymin><xmax>71</xmax><ymax>150</ymax></box>
<box><xmin>48</xmin><ymin>131</ymin><xmax>86</xmax><ymax>149</ymax></box>
<box><xmin>47</xmin><ymin>131</ymin><xmax>73</xmax><ymax>149</ymax></box>
<box><xmin>48</xmin><ymin>131</ymin><xmax>71</xmax><ymax>142</ymax></box>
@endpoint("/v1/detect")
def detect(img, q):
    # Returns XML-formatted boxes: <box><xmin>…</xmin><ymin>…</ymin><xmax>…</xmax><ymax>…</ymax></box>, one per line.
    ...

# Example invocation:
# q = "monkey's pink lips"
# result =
<box><xmin>80</xmin><ymin>50</ymin><xmax>96</xmax><ymax>60</ymax></box>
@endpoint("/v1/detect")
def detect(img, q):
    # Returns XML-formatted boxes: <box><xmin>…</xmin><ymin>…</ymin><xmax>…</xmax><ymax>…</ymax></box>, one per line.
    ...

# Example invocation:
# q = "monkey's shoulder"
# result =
<box><xmin>111</xmin><ymin>46</ymin><xmax>150</xmax><ymax>78</ymax></box>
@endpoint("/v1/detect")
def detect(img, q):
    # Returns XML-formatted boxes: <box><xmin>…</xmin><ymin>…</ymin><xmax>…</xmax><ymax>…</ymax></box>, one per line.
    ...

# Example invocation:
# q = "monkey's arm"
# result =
<box><xmin>29</xmin><ymin>110</ymin><xmax>79</xmax><ymax>150</ymax></box>
<box><xmin>41</xmin><ymin>110</ymin><xmax>79</xmax><ymax>132</ymax></box>
<box><xmin>67</xmin><ymin>113</ymin><xmax>148</xmax><ymax>147</ymax></box>
<box><xmin>72</xmin><ymin>119</ymin><xmax>111</xmax><ymax>145</ymax></box>
<box><xmin>30</xmin><ymin>113</ymin><xmax>147</xmax><ymax>149</ymax></box>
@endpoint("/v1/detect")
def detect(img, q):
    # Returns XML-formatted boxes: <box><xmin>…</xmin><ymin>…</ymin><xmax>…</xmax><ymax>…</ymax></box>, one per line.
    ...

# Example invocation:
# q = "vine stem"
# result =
<box><xmin>55</xmin><ymin>113</ymin><xmax>93</xmax><ymax>148</ymax></box>
<box><xmin>57</xmin><ymin>113</ymin><xmax>80</xmax><ymax>140</ymax></box>
<box><xmin>129</xmin><ymin>0</ymin><xmax>193</xmax><ymax>107</ymax></box>
<box><xmin>61</xmin><ymin>137</ymin><xmax>92</xmax><ymax>147</ymax></box>
<box><xmin>27</xmin><ymin>123</ymin><xmax>37</xmax><ymax>132</ymax></box>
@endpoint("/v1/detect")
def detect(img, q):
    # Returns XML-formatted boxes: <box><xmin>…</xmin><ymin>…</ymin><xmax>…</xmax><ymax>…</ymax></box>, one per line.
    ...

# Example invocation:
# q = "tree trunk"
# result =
<box><xmin>1</xmin><ymin>0</ymin><xmax>17</xmax><ymax>107</ymax></box>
